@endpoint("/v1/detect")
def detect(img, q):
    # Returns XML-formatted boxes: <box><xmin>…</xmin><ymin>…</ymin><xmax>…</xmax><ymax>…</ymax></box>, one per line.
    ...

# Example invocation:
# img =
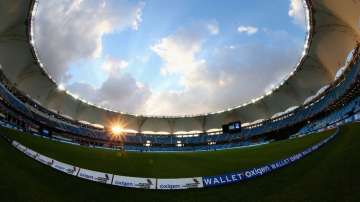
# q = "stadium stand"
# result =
<box><xmin>0</xmin><ymin>44</ymin><xmax>359</xmax><ymax>152</ymax></box>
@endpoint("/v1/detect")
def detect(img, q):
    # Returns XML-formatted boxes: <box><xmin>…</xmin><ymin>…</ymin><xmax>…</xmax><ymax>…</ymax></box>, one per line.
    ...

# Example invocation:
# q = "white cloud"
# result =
<box><xmin>132</xmin><ymin>2</ymin><xmax>145</xmax><ymax>30</ymax></box>
<box><xmin>68</xmin><ymin>74</ymin><xmax>151</xmax><ymax>114</ymax></box>
<box><xmin>150</xmin><ymin>23</ymin><xmax>209</xmax><ymax>85</ymax></box>
<box><xmin>35</xmin><ymin>0</ymin><xmax>150</xmax><ymax>114</ymax></box>
<box><xmin>207</xmin><ymin>22</ymin><xmax>219</xmax><ymax>35</ymax></box>
<box><xmin>237</xmin><ymin>26</ymin><xmax>258</xmax><ymax>35</ymax></box>
<box><xmin>145</xmin><ymin>25</ymin><xmax>303</xmax><ymax>115</ymax></box>
<box><xmin>34</xmin><ymin>0</ymin><xmax>144</xmax><ymax>83</ymax></box>
<box><xmin>288</xmin><ymin>0</ymin><xmax>306</xmax><ymax>28</ymax></box>
<box><xmin>101</xmin><ymin>57</ymin><xmax>129</xmax><ymax>75</ymax></box>
<box><xmin>151</xmin><ymin>35</ymin><xmax>204</xmax><ymax>79</ymax></box>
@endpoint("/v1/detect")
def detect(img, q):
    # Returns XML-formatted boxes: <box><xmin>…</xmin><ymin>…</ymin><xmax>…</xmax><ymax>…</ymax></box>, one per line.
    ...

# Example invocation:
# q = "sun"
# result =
<box><xmin>111</xmin><ymin>125</ymin><xmax>124</xmax><ymax>136</ymax></box>
<box><xmin>107</xmin><ymin>117</ymin><xmax>127</xmax><ymax>137</ymax></box>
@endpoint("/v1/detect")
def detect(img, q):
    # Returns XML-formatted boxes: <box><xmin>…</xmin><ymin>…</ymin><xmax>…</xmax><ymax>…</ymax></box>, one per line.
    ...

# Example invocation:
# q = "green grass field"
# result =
<box><xmin>0</xmin><ymin>123</ymin><xmax>359</xmax><ymax>202</ymax></box>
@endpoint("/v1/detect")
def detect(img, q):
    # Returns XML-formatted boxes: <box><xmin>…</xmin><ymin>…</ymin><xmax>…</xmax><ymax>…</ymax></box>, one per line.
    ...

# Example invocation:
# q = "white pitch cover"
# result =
<box><xmin>35</xmin><ymin>154</ymin><xmax>54</xmax><ymax>166</ymax></box>
<box><xmin>77</xmin><ymin>168</ymin><xmax>113</xmax><ymax>184</ymax></box>
<box><xmin>112</xmin><ymin>175</ymin><xmax>156</xmax><ymax>189</ymax></box>
<box><xmin>157</xmin><ymin>177</ymin><xmax>204</xmax><ymax>190</ymax></box>
<box><xmin>51</xmin><ymin>160</ymin><xmax>79</xmax><ymax>176</ymax></box>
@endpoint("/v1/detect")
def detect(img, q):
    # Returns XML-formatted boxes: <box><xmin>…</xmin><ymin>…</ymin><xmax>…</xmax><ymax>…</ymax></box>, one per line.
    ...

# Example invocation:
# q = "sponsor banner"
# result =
<box><xmin>203</xmin><ymin>165</ymin><xmax>272</xmax><ymax>187</ymax></box>
<box><xmin>112</xmin><ymin>176</ymin><xmax>156</xmax><ymax>189</ymax></box>
<box><xmin>15</xmin><ymin>143</ymin><xmax>27</xmax><ymax>152</ymax></box>
<box><xmin>12</xmin><ymin>141</ymin><xmax>39</xmax><ymax>159</ymax></box>
<box><xmin>12</xmin><ymin>140</ymin><xmax>19</xmax><ymax>147</ymax></box>
<box><xmin>157</xmin><ymin>177</ymin><xmax>203</xmax><ymax>190</ymax></box>
<box><xmin>203</xmin><ymin>133</ymin><xmax>336</xmax><ymax>187</ymax></box>
<box><xmin>36</xmin><ymin>154</ymin><xmax>54</xmax><ymax>166</ymax></box>
<box><xmin>24</xmin><ymin>148</ymin><xmax>38</xmax><ymax>159</ymax></box>
<box><xmin>77</xmin><ymin>168</ymin><xmax>113</xmax><ymax>184</ymax></box>
<box><xmin>51</xmin><ymin>160</ymin><xmax>79</xmax><ymax>176</ymax></box>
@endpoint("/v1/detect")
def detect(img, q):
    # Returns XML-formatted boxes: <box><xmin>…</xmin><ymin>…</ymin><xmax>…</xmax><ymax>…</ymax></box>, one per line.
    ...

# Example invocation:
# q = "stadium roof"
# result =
<box><xmin>0</xmin><ymin>0</ymin><xmax>359</xmax><ymax>134</ymax></box>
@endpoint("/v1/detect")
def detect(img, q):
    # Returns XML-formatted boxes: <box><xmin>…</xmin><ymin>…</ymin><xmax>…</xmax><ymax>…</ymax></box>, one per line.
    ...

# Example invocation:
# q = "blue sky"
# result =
<box><xmin>34</xmin><ymin>0</ymin><xmax>306</xmax><ymax>115</ymax></box>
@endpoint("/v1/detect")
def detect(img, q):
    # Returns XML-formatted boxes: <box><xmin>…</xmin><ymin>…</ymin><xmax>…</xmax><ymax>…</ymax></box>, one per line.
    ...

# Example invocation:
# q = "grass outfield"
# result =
<box><xmin>2</xmin><ymin>127</ymin><xmax>334</xmax><ymax>178</ymax></box>
<box><xmin>0</xmin><ymin>124</ymin><xmax>359</xmax><ymax>202</ymax></box>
